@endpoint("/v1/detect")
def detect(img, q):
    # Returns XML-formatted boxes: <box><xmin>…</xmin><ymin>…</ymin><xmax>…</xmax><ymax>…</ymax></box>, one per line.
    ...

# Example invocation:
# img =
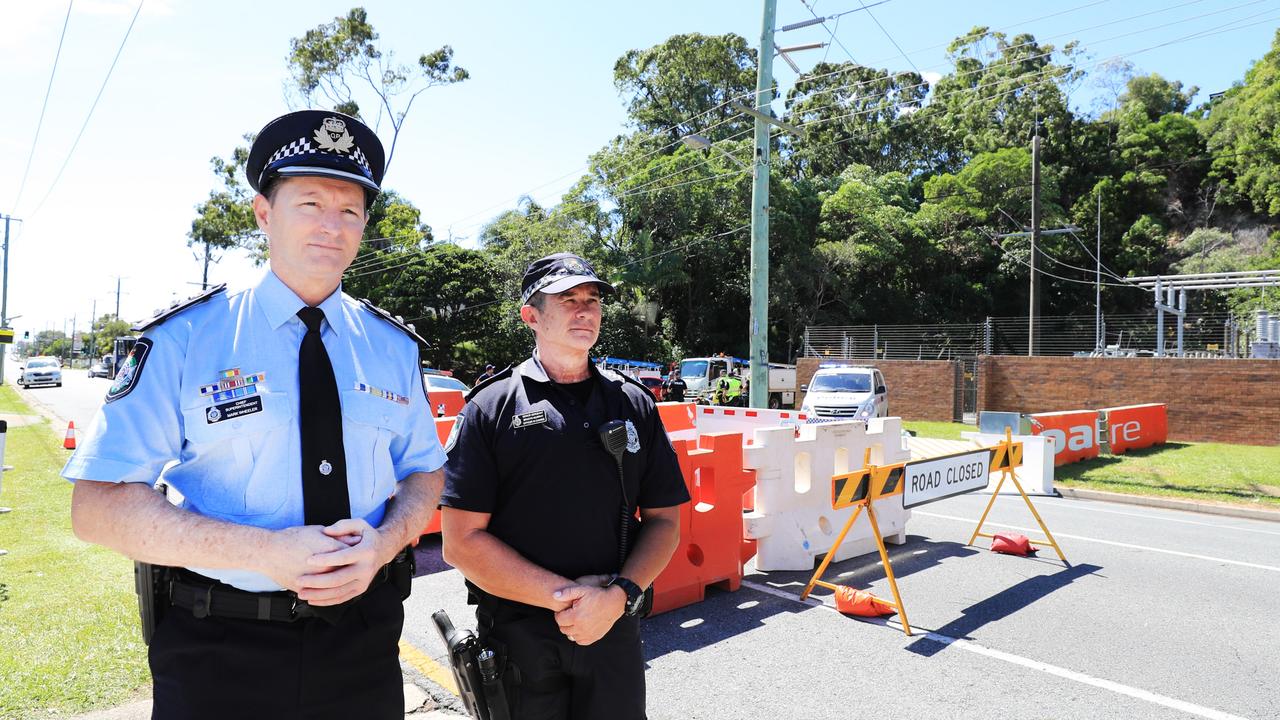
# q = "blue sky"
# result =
<box><xmin>1</xmin><ymin>0</ymin><xmax>1277</xmax><ymax>338</ymax></box>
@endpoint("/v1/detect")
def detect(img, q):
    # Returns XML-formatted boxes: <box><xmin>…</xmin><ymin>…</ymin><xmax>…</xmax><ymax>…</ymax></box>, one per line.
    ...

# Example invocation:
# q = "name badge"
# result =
<box><xmin>206</xmin><ymin>396</ymin><xmax>264</xmax><ymax>424</ymax></box>
<box><xmin>511</xmin><ymin>410</ymin><xmax>548</xmax><ymax>429</ymax></box>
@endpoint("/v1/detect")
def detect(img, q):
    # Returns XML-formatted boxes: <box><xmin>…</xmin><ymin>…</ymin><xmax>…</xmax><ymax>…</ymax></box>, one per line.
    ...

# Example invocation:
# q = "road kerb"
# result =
<box><xmin>1058</xmin><ymin>486</ymin><xmax>1280</xmax><ymax>523</ymax></box>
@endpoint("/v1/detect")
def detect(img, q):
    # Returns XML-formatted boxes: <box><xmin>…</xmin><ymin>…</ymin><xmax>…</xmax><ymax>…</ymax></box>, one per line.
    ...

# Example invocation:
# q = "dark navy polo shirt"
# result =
<box><xmin>441</xmin><ymin>354</ymin><xmax>690</xmax><ymax>583</ymax></box>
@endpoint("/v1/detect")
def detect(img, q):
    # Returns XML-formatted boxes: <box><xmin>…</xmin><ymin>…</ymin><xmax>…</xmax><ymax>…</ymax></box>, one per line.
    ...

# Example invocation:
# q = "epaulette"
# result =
<box><xmin>359</xmin><ymin>298</ymin><xmax>430</xmax><ymax>347</ymax></box>
<box><xmin>465</xmin><ymin>365</ymin><xmax>513</xmax><ymax>403</ymax></box>
<box><xmin>131</xmin><ymin>284</ymin><xmax>227</xmax><ymax>333</ymax></box>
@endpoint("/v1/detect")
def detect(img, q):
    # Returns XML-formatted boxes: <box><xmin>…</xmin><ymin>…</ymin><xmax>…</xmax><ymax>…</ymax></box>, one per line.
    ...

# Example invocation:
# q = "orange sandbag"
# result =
<box><xmin>991</xmin><ymin>532</ymin><xmax>1038</xmax><ymax>556</ymax></box>
<box><xmin>834</xmin><ymin>585</ymin><xmax>896</xmax><ymax>617</ymax></box>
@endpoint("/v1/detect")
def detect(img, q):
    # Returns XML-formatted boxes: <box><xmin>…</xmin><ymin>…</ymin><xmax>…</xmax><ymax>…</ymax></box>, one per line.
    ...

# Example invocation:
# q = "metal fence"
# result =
<box><xmin>802</xmin><ymin>312</ymin><xmax>1249</xmax><ymax>361</ymax></box>
<box><xmin>803</xmin><ymin>312</ymin><xmax>1253</xmax><ymax>418</ymax></box>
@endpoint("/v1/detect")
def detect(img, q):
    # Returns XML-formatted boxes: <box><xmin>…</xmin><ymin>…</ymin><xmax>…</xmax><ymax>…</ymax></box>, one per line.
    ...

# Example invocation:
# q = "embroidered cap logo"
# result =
<box><xmin>313</xmin><ymin>117</ymin><xmax>355</xmax><ymax>154</ymax></box>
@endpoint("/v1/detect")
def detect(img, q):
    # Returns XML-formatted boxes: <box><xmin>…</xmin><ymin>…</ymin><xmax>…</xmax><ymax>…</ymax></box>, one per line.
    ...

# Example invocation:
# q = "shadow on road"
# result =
<box><xmin>904</xmin><ymin>562</ymin><xmax>1103</xmax><ymax>657</ymax></box>
<box><xmin>641</xmin><ymin>535</ymin><xmax>980</xmax><ymax>660</ymax></box>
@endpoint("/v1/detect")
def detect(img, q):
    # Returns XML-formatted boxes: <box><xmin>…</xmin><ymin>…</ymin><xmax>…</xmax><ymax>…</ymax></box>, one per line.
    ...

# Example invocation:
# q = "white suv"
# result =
<box><xmin>19</xmin><ymin>356</ymin><xmax>63</xmax><ymax>388</ymax></box>
<box><xmin>799</xmin><ymin>365</ymin><xmax>887</xmax><ymax>421</ymax></box>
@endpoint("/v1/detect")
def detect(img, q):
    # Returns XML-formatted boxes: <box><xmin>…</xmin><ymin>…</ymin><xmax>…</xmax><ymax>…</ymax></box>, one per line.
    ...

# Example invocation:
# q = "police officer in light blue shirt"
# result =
<box><xmin>64</xmin><ymin>110</ymin><xmax>445</xmax><ymax>720</ymax></box>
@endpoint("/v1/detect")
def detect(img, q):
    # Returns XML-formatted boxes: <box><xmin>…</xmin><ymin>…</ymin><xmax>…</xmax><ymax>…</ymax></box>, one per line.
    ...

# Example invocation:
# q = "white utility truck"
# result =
<box><xmin>677</xmin><ymin>354</ymin><xmax>796</xmax><ymax>408</ymax></box>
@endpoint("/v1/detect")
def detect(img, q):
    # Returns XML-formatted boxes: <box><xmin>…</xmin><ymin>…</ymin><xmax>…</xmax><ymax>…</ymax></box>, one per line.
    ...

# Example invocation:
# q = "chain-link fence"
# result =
<box><xmin>802</xmin><ymin>312</ymin><xmax>1256</xmax><ymax>417</ymax></box>
<box><xmin>802</xmin><ymin>312</ymin><xmax>1249</xmax><ymax>361</ymax></box>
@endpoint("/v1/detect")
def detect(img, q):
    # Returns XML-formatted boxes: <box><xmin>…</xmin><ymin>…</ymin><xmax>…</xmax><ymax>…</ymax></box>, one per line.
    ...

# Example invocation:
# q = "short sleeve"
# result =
<box><xmin>439</xmin><ymin>399</ymin><xmax>499</xmax><ymax>513</ymax></box>
<box><xmin>61</xmin><ymin>327</ymin><xmax>184</xmax><ymax>485</ymax></box>
<box><xmin>636</xmin><ymin>400</ymin><xmax>691</xmax><ymax>510</ymax></box>
<box><xmin>388</xmin><ymin>357</ymin><xmax>447</xmax><ymax>479</ymax></box>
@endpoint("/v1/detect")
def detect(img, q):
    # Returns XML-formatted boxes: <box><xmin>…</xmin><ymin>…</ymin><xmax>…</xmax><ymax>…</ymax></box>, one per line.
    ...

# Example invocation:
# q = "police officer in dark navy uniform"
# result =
<box><xmin>664</xmin><ymin>368</ymin><xmax>686</xmax><ymax>403</ymax></box>
<box><xmin>441</xmin><ymin>253</ymin><xmax>690</xmax><ymax>720</ymax></box>
<box><xmin>64</xmin><ymin>110</ymin><xmax>446</xmax><ymax>719</ymax></box>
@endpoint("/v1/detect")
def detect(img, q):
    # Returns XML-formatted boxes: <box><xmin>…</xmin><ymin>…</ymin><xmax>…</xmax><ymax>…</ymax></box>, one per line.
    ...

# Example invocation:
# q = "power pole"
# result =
<box><xmin>0</xmin><ymin>215</ymin><xmax>13</xmax><ymax>385</ymax></box>
<box><xmin>748</xmin><ymin>0</ymin><xmax>777</xmax><ymax>409</ymax></box>
<box><xmin>1095</xmin><ymin>192</ymin><xmax>1102</xmax><ymax>351</ymax></box>
<box><xmin>114</xmin><ymin>276</ymin><xmax>122</xmax><ymax>320</ymax></box>
<box><xmin>1028</xmin><ymin>126</ymin><xmax>1041</xmax><ymax>357</ymax></box>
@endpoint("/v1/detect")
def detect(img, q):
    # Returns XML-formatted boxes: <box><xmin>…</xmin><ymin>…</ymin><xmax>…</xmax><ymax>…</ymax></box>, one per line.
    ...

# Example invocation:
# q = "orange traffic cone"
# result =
<box><xmin>63</xmin><ymin>421</ymin><xmax>76</xmax><ymax>450</ymax></box>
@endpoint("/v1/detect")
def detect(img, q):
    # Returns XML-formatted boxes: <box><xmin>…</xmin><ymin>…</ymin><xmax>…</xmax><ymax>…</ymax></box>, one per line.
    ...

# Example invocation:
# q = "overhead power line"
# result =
<box><xmin>431</xmin><ymin>0</ymin><xmax>1192</xmax><ymax>239</ymax></box>
<box><xmin>26</xmin><ymin>0</ymin><xmax>144</xmax><ymax>219</ymax></box>
<box><xmin>853</xmin><ymin>0</ymin><xmax>921</xmax><ymax>75</ymax></box>
<box><xmin>12</xmin><ymin>0</ymin><xmax>74</xmax><ymax>211</ymax></box>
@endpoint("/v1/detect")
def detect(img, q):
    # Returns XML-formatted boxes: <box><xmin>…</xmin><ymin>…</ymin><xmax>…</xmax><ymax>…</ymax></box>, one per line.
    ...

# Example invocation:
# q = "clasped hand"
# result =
<box><xmin>264</xmin><ymin>520</ymin><xmax>389</xmax><ymax>606</ymax></box>
<box><xmin>551</xmin><ymin>574</ymin><xmax>625</xmax><ymax>646</ymax></box>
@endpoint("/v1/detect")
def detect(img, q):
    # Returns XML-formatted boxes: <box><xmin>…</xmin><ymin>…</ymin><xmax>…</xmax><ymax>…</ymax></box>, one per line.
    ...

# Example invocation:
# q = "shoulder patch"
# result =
<box><xmin>465</xmin><ymin>365</ymin><xmax>513</xmax><ymax>403</ymax></box>
<box><xmin>131</xmin><ymin>284</ymin><xmax>226</xmax><ymax>333</ymax></box>
<box><xmin>105</xmin><ymin>337</ymin><xmax>153</xmax><ymax>403</ymax></box>
<box><xmin>359</xmin><ymin>298</ymin><xmax>430</xmax><ymax>347</ymax></box>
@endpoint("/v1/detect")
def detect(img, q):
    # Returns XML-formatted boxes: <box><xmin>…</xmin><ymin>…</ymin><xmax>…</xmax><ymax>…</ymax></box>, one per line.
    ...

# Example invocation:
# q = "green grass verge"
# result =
<box><xmin>1055</xmin><ymin>442</ymin><xmax>1280</xmax><ymax>508</ymax></box>
<box><xmin>902</xmin><ymin>420</ymin><xmax>976</xmax><ymax>441</ymax></box>
<box><xmin>902</xmin><ymin>419</ymin><xmax>1280</xmax><ymax>509</ymax></box>
<box><xmin>0</xmin><ymin>386</ymin><xmax>149</xmax><ymax>718</ymax></box>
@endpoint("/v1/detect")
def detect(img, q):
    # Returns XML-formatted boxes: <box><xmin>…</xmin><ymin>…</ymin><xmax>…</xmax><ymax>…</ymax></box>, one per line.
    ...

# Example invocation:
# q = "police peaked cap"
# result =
<box><xmin>246</xmin><ymin>110</ymin><xmax>385</xmax><ymax>205</ymax></box>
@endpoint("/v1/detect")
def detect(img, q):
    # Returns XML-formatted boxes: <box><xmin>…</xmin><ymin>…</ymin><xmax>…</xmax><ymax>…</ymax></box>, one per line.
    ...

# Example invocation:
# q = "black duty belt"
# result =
<box><xmin>168</xmin><ymin>551</ymin><xmax>405</xmax><ymax>623</ymax></box>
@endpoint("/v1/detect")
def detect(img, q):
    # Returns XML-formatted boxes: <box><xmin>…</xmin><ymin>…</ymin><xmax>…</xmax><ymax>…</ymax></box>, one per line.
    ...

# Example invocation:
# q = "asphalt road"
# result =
<box><xmin>405</xmin><ymin>492</ymin><xmax>1280</xmax><ymax>720</ymax></box>
<box><xmin>13</xmin><ymin>364</ymin><xmax>113</xmax><ymax>434</ymax></box>
<box><xmin>20</xmin><ymin>374</ymin><xmax>1280</xmax><ymax>719</ymax></box>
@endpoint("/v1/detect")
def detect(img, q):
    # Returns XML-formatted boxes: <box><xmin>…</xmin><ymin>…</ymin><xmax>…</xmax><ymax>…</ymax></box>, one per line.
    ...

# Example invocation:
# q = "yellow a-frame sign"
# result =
<box><xmin>967</xmin><ymin>428</ymin><xmax>1068</xmax><ymax>563</ymax></box>
<box><xmin>803</xmin><ymin>448</ymin><xmax>913</xmax><ymax>635</ymax></box>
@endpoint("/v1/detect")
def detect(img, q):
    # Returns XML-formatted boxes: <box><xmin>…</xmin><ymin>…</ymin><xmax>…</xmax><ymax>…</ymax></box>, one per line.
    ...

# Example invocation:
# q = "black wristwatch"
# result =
<box><xmin>607</xmin><ymin>575</ymin><xmax>646</xmax><ymax>617</ymax></box>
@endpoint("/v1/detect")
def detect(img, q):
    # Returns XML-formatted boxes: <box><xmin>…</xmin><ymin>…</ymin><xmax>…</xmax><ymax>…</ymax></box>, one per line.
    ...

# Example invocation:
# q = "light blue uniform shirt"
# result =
<box><xmin>62</xmin><ymin>269</ymin><xmax>447</xmax><ymax>591</ymax></box>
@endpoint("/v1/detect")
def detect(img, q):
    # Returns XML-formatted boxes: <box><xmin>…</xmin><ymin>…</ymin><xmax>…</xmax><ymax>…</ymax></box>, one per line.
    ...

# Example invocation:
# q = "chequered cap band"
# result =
<box><xmin>265</xmin><ymin>136</ymin><xmax>373</xmax><ymax>174</ymax></box>
<box><xmin>521</xmin><ymin>270</ymin><xmax>580</xmax><ymax>305</ymax></box>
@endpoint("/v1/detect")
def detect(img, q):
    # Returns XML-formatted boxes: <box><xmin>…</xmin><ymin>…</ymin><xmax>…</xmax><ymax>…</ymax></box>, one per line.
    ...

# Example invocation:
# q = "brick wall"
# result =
<box><xmin>796</xmin><ymin>358</ymin><xmax>961</xmax><ymax>421</ymax></box>
<box><xmin>977</xmin><ymin>356</ymin><xmax>1280</xmax><ymax>445</ymax></box>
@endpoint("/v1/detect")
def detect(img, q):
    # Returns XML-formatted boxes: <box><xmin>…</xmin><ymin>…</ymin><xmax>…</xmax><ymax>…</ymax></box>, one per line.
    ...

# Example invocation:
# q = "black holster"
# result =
<box><xmin>134</xmin><ymin>561</ymin><xmax>169</xmax><ymax>645</ymax></box>
<box><xmin>390</xmin><ymin>546</ymin><xmax>415</xmax><ymax>600</ymax></box>
<box><xmin>433</xmin><ymin>609</ymin><xmax>510</xmax><ymax>720</ymax></box>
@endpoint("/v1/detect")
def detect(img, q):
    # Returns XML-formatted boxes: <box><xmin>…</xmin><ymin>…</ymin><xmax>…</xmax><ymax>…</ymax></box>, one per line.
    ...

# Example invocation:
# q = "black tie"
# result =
<box><xmin>297</xmin><ymin>307</ymin><xmax>350</xmax><ymax>526</ymax></box>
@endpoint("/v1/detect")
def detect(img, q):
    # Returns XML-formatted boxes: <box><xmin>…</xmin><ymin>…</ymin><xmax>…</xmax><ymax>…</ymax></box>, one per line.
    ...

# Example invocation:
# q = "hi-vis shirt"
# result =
<box><xmin>62</xmin><ymin>270</ymin><xmax>446</xmax><ymax>592</ymax></box>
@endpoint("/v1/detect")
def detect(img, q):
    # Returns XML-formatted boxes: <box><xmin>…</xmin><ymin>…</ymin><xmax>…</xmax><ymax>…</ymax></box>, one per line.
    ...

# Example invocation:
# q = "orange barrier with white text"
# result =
<box><xmin>1030</xmin><ymin>410</ymin><xmax>1101</xmax><ymax>466</ymax></box>
<box><xmin>1101</xmin><ymin>403</ymin><xmax>1167</xmax><ymax>454</ymax></box>
<box><xmin>649</xmin><ymin>431</ymin><xmax>757</xmax><ymax>616</ymax></box>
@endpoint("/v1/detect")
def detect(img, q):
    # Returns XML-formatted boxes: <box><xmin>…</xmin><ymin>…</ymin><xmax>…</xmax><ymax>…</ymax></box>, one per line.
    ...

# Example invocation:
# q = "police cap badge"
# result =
<box><xmin>520</xmin><ymin>252</ymin><xmax>615</xmax><ymax>305</ymax></box>
<box><xmin>245</xmin><ymin>110</ymin><xmax>385</xmax><ymax>207</ymax></box>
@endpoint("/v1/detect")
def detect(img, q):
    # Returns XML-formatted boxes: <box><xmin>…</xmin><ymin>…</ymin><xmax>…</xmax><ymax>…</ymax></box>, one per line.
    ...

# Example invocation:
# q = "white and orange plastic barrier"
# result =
<box><xmin>742</xmin><ymin>417</ymin><xmax>911</xmax><ymax>572</ymax></box>
<box><xmin>649</xmin><ymin>431</ymin><xmax>757</xmax><ymax>615</ymax></box>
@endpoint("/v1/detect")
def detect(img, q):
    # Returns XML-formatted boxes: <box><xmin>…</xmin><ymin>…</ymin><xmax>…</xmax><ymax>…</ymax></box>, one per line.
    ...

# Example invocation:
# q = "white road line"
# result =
<box><xmin>1030</xmin><ymin>500</ymin><xmax>1280</xmax><ymax>537</ymax></box>
<box><xmin>741</xmin><ymin>580</ymin><xmax>1250</xmax><ymax>720</ymax></box>
<box><xmin>915</xmin><ymin>511</ymin><xmax>1280</xmax><ymax>573</ymax></box>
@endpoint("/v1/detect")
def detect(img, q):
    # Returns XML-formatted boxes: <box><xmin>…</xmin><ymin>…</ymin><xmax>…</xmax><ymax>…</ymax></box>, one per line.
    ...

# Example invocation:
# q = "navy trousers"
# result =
<box><xmin>149</xmin><ymin>581</ymin><xmax>404</xmax><ymax>720</ymax></box>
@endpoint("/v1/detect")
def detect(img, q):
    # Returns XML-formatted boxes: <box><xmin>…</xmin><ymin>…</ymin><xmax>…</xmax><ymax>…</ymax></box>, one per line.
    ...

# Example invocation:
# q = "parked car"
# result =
<box><xmin>422</xmin><ymin>371</ymin><xmax>470</xmax><ymax>394</ymax></box>
<box><xmin>88</xmin><ymin>356</ymin><xmax>115</xmax><ymax>378</ymax></box>
<box><xmin>799</xmin><ymin>364</ymin><xmax>887</xmax><ymax>421</ymax></box>
<box><xmin>638</xmin><ymin>375</ymin><xmax>665</xmax><ymax>401</ymax></box>
<box><xmin>18</xmin><ymin>357</ymin><xmax>63</xmax><ymax>388</ymax></box>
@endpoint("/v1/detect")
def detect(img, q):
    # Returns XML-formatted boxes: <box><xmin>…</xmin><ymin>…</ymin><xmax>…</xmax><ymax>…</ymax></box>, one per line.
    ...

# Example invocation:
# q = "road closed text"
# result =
<box><xmin>903</xmin><ymin>450</ymin><xmax>992</xmax><ymax>508</ymax></box>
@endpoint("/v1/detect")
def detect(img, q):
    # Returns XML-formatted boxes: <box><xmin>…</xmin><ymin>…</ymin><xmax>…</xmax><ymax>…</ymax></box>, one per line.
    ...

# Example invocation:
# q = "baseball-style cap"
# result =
<box><xmin>246</xmin><ymin>110</ymin><xmax>385</xmax><ymax>206</ymax></box>
<box><xmin>520</xmin><ymin>252</ymin><xmax>615</xmax><ymax>305</ymax></box>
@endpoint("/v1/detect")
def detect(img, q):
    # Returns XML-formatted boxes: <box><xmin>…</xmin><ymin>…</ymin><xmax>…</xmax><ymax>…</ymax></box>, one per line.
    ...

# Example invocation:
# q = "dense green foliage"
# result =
<box><xmin>191</xmin><ymin>12</ymin><xmax>1280</xmax><ymax>377</ymax></box>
